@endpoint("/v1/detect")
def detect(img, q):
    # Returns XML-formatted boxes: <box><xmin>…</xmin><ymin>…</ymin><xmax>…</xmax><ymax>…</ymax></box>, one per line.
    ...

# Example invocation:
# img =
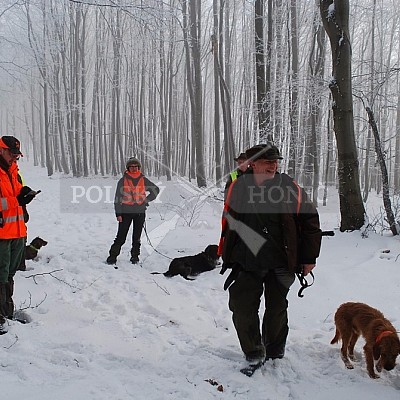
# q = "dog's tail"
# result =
<box><xmin>150</xmin><ymin>271</ymin><xmax>174</xmax><ymax>277</ymax></box>
<box><xmin>330</xmin><ymin>329</ymin><xmax>341</xmax><ymax>344</ymax></box>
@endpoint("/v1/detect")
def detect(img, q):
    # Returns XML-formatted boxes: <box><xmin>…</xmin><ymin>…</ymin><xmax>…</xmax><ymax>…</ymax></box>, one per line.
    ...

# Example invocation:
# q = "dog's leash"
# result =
<box><xmin>143</xmin><ymin>221</ymin><xmax>173</xmax><ymax>260</ymax></box>
<box><xmin>295</xmin><ymin>270</ymin><xmax>315</xmax><ymax>298</ymax></box>
<box><xmin>295</xmin><ymin>231</ymin><xmax>334</xmax><ymax>297</ymax></box>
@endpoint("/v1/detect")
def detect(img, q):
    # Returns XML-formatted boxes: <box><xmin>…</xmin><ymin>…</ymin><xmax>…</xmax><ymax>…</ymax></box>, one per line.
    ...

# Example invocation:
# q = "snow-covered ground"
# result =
<box><xmin>1</xmin><ymin>162</ymin><xmax>400</xmax><ymax>400</ymax></box>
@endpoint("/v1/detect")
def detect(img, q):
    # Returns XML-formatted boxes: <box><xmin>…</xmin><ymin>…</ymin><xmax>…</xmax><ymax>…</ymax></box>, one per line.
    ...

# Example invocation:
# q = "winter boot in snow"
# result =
<box><xmin>130</xmin><ymin>255</ymin><xmax>139</xmax><ymax>264</ymax></box>
<box><xmin>0</xmin><ymin>316</ymin><xmax>6</xmax><ymax>335</ymax></box>
<box><xmin>106</xmin><ymin>243</ymin><xmax>121</xmax><ymax>265</ymax></box>
<box><xmin>0</xmin><ymin>283</ymin><xmax>8</xmax><ymax>335</ymax></box>
<box><xmin>106</xmin><ymin>255</ymin><xmax>117</xmax><ymax>265</ymax></box>
<box><xmin>130</xmin><ymin>243</ymin><xmax>140</xmax><ymax>264</ymax></box>
<box><xmin>4</xmin><ymin>278</ymin><xmax>14</xmax><ymax>319</ymax></box>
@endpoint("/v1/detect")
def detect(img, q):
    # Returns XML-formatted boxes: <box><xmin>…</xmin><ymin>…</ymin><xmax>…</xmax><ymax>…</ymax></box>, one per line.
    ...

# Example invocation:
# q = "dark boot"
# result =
<box><xmin>106</xmin><ymin>255</ymin><xmax>117</xmax><ymax>265</ymax></box>
<box><xmin>106</xmin><ymin>243</ymin><xmax>121</xmax><ymax>265</ymax></box>
<box><xmin>130</xmin><ymin>243</ymin><xmax>140</xmax><ymax>264</ymax></box>
<box><xmin>0</xmin><ymin>283</ymin><xmax>8</xmax><ymax>335</ymax></box>
<box><xmin>0</xmin><ymin>317</ymin><xmax>6</xmax><ymax>335</ymax></box>
<box><xmin>130</xmin><ymin>255</ymin><xmax>139</xmax><ymax>264</ymax></box>
<box><xmin>5</xmin><ymin>278</ymin><xmax>15</xmax><ymax>319</ymax></box>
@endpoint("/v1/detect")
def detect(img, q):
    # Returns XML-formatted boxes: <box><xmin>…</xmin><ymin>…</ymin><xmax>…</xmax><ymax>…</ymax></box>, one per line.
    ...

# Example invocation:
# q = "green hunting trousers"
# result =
<box><xmin>0</xmin><ymin>238</ymin><xmax>25</xmax><ymax>283</ymax></box>
<box><xmin>228</xmin><ymin>268</ymin><xmax>295</xmax><ymax>358</ymax></box>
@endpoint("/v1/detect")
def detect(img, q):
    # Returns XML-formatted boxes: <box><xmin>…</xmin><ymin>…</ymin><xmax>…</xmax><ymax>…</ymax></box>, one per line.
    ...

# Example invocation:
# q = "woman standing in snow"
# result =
<box><xmin>106</xmin><ymin>157</ymin><xmax>159</xmax><ymax>266</ymax></box>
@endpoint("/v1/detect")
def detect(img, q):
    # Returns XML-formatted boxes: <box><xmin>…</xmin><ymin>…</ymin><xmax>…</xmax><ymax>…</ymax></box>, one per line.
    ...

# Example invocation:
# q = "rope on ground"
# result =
<box><xmin>143</xmin><ymin>221</ymin><xmax>173</xmax><ymax>260</ymax></box>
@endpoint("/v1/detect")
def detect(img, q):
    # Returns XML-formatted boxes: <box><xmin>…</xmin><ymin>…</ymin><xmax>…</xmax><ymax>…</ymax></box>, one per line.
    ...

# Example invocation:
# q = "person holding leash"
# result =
<box><xmin>219</xmin><ymin>143</ymin><xmax>321</xmax><ymax>365</ymax></box>
<box><xmin>106</xmin><ymin>157</ymin><xmax>159</xmax><ymax>266</ymax></box>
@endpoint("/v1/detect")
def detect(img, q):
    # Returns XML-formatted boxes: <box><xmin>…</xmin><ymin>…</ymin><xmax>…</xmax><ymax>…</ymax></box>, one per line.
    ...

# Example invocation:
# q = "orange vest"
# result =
<box><xmin>0</xmin><ymin>163</ymin><xmax>27</xmax><ymax>239</ymax></box>
<box><xmin>121</xmin><ymin>175</ymin><xmax>146</xmax><ymax>205</ymax></box>
<box><xmin>217</xmin><ymin>179</ymin><xmax>236</xmax><ymax>256</ymax></box>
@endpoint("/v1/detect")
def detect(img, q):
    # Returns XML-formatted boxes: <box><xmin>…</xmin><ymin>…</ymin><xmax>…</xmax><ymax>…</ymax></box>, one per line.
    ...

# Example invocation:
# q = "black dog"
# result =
<box><xmin>152</xmin><ymin>245</ymin><xmax>219</xmax><ymax>280</ymax></box>
<box><xmin>18</xmin><ymin>237</ymin><xmax>48</xmax><ymax>271</ymax></box>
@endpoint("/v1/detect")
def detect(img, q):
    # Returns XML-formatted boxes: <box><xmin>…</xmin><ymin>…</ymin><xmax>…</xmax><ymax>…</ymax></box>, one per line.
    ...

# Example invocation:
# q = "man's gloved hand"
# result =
<box><xmin>17</xmin><ymin>186</ymin><xmax>36</xmax><ymax>206</ymax></box>
<box><xmin>223</xmin><ymin>264</ymin><xmax>242</xmax><ymax>291</ymax></box>
<box><xmin>220</xmin><ymin>262</ymin><xmax>231</xmax><ymax>275</ymax></box>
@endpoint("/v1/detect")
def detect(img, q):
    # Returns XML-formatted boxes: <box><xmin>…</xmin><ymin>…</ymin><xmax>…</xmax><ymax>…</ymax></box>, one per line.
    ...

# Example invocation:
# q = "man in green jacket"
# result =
<box><xmin>219</xmin><ymin>143</ymin><xmax>321</xmax><ymax>363</ymax></box>
<box><xmin>224</xmin><ymin>152</ymin><xmax>249</xmax><ymax>200</ymax></box>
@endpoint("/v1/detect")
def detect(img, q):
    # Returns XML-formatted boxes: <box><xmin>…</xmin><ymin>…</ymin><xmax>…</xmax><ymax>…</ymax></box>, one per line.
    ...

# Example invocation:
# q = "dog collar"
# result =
<box><xmin>375</xmin><ymin>330</ymin><xmax>393</xmax><ymax>344</ymax></box>
<box><xmin>29</xmin><ymin>244</ymin><xmax>40</xmax><ymax>252</ymax></box>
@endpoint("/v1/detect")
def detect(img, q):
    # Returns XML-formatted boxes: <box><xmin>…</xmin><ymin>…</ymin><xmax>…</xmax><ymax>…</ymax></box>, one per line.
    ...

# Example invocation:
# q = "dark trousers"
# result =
<box><xmin>0</xmin><ymin>238</ymin><xmax>24</xmax><ymax>319</ymax></box>
<box><xmin>109</xmin><ymin>213</ymin><xmax>146</xmax><ymax>258</ymax></box>
<box><xmin>228</xmin><ymin>268</ymin><xmax>295</xmax><ymax>357</ymax></box>
<box><xmin>0</xmin><ymin>238</ymin><xmax>25</xmax><ymax>283</ymax></box>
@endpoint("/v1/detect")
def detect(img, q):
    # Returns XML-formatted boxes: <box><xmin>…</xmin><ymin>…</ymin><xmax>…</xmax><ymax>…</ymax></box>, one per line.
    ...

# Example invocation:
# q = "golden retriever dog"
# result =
<box><xmin>331</xmin><ymin>302</ymin><xmax>400</xmax><ymax>378</ymax></box>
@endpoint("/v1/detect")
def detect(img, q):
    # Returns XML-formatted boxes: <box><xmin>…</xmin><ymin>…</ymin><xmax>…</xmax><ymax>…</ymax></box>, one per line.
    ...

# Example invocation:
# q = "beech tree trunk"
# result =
<box><xmin>319</xmin><ymin>0</ymin><xmax>365</xmax><ymax>231</ymax></box>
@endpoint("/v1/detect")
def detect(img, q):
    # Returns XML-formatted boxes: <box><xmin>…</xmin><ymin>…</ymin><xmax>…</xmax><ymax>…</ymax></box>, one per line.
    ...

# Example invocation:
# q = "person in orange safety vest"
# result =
<box><xmin>0</xmin><ymin>136</ymin><xmax>39</xmax><ymax>334</ymax></box>
<box><xmin>106</xmin><ymin>157</ymin><xmax>160</xmax><ymax>266</ymax></box>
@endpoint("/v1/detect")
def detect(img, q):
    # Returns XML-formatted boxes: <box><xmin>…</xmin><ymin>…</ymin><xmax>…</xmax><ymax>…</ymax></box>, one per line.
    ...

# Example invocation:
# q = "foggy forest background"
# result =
<box><xmin>0</xmin><ymin>0</ymin><xmax>400</xmax><ymax>232</ymax></box>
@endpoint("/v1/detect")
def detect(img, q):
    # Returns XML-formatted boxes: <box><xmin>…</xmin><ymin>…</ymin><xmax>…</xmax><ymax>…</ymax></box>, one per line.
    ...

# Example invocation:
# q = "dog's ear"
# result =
<box><xmin>373</xmin><ymin>343</ymin><xmax>381</xmax><ymax>360</ymax></box>
<box><xmin>206</xmin><ymin>245</ymin><xmax>218</xmax><ymax>258</ymax></box>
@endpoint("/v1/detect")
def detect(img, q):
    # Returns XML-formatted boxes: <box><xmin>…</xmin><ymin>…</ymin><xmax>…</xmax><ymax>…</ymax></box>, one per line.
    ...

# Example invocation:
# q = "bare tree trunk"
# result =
<box><xmin>110</xmin><ymin>10</ymin><xmax>124</xmax><ymax>175</ymax></box>
<box><xmin>255</xmin><ymin>0</ymin><xmax>268</xmax><ymax>139</ymax></box>
<box><xmin>305</xmin><ymin>11</ymin><xmax>325</xmax><ymax>205</ymax></box>
<box><xmin>191</xmin><ymin>0</ymin><xmax>206</xmax><ymax>187</ymax></box>
<box><xmin>323</xmin><ymin>106</ymin><xmax>333</xmax><ymax>206</ymax></box>
<box><xmin>158</xmin><ymin>16</ymin><xmax>172</xmax><ymax>181</ymax></box>
<box><xmin>287</xmin><ymin>0</ymin><xmax>299</xmax><ymax>177</ymax></box>
<box><xmin>90</xmin><ymin>9</ymin><xmax>102</xmax><ymax>176</ymax></box>
<box><xmin>272</xmin><ymin>0</ymin><xmax>285</xmax><ymax>142</ymax></box>
<box><xmin>365</xmin><ymin>107</ymin><xmax>397</xmax><ymax>235</ymax></box>
<box><xmin>181</xmin><ymin>0</ymin><xmax>195</xmax><ymax>181</ymax></box>
<box><xmin>72</xmin><ymin>5</ymin><xmax>82</xmax><ymax>177</ymax></box>
<box><xmin>30</xmin><ymin>81</ymin><xmax>39</xmax><ymax>166</ymax></box>
<box><xmin>25</xmin><ymin>0</ymin><xmax>53</xmax><ymax>175</ymax></box>
<box><xmin>182</xmin><ymin>0</ymin><xmax>206</xmax><ymax>187</ymax></box>
<box><xmin>53</xmin><ymin>64</ymin><xmax>69</xmax><ymax>174</ymax></box>
<box><xmin>218</xmin><ymin>1</ymin><xmax>235</xmax><ymax>175</ymax></box>
<box><xmin>139</xmin><ymin>44</ymin><xmax>146</xmax><ymax>170</ymax></box>
<box><xmin>80</xmin><ymin>7</ymin><xmax>89</xmax><ymax>177</ymax></box>
<box><xmin>265</xmin><ymin>0</ymin><xmax>273</xmax><ymax>135</ymax></box>
<box><xmin>363</xmin><ymin>0</ymin><xmax>377</xmax><ymax>202</ymax></box>
<box><xmin>212</xmin><ymin>0</ymin><xmax>222</xmax><ymax>186</ymax></box>
<box><xmin>320</xmin><ymin>0</ymin><xmax>365</xmax><ymax>231</ymax></box>
<box><xmin>395</xmin><ymin>59</ymin><xmax>400</xmax><ymax>192</ymax></box>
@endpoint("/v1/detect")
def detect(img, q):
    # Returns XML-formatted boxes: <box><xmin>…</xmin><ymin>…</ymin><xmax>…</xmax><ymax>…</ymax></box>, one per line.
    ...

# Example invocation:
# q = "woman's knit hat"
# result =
<box><xmin>126</xmin><ymin>157</ymin><xmax>141</xmax><ymax>169</ymax></box>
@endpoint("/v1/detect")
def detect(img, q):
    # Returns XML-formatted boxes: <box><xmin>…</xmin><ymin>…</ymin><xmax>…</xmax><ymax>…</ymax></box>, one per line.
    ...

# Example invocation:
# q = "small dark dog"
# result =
<box><xmin>152</xmin><ymin>244</ymin><xmax>219</xmax><ymax>280</ymax></box>
<box><xmin>331</xmin><ymin>302</ymin><xmax>400</xmax><ymax>379</ymax></box>
<box><xmin>18</xmin><ymin>237</ymin><xmax>48</xmax><ymax>271</ymax></box>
